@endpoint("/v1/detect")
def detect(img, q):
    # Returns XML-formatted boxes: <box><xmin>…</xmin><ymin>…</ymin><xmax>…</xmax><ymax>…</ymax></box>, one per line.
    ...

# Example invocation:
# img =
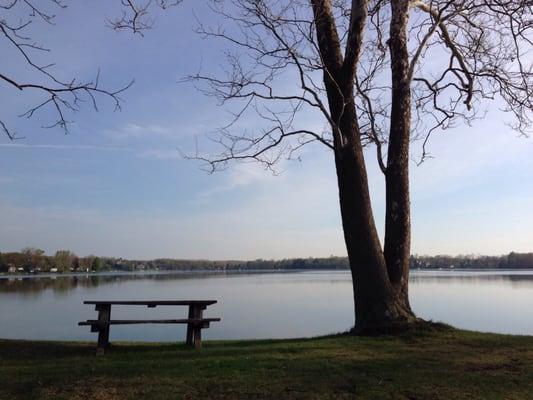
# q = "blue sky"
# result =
<box><xmin>0</xmin><ymin>1</ymin><xmax>531</xmax><ymax>260</ymax></box>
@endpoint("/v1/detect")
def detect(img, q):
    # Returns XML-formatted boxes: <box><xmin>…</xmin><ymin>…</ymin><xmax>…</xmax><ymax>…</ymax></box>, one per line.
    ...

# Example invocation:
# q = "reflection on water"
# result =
<box><xmin>1</xmin><ymin>270</ymin><xmax>532</xmax><ymax>341</ymax></box>
<box><xmin>410</xmin><ymin>270</ymin><xmax>533</xmax><ymax>287</ymax></box>
<box><xmin>0</xmin><ymin>271</ymin><xmax>249</xmax><ymax>296</ymax></box>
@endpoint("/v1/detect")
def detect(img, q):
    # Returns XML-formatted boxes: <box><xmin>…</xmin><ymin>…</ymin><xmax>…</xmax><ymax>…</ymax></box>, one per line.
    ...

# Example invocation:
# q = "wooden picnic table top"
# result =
<box><xmin>83</xmin><ymin>300</ymin><xmax>217</xmax><ymax>306</ymax></box>
<box><xmin>79</xmin><ymin>318</ymin><xmax>221</xmax><ymax>325</ymax></box>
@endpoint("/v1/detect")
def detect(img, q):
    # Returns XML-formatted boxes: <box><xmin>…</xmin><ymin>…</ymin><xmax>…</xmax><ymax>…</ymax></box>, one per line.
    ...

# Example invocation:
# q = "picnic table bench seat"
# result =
<box><xmin>78</xmin><ymin>300</ymin><xmax>220</xmax><ymax>355</ymax></box>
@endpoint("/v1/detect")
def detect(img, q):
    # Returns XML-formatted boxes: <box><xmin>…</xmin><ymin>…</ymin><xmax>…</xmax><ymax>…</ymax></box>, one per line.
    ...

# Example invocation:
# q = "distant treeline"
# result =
<box><xmin>1</xmin><ymin>249</ymin><xmax>533</xmax><ymax>273</ymax></box>
<box><xmin>409</xmin><ymin>252</ymin><xmax>533</xmax><ymax>270</ymax></box>
<box><xmin>0</xmin><ymin>248</ymin><xmax>103</xmax><ymax>274</ymax></box>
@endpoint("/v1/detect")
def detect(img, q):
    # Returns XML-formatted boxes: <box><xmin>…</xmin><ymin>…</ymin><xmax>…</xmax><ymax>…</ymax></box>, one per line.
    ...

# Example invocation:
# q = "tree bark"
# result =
<box><xmin>384</xmin><ymin>0</ymin><xmax>414</xmax><ymax>313</ymax></box>
<box><xmin>312</xmin><ymin>0</ymin><xmax>416</xmax><ymax>332</ymax></box>
<box><xmin>333</xmin><ymin>99</ymin><xmax>416</xmax><ymax>333</ymax></box>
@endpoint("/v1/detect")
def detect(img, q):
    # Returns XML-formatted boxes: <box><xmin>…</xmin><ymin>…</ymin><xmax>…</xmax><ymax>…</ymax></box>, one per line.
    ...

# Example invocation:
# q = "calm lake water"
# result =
<box><xmin>1</xmin><ymin>270</ymin><xmax>532</xmax><ymax>341</ymax></box>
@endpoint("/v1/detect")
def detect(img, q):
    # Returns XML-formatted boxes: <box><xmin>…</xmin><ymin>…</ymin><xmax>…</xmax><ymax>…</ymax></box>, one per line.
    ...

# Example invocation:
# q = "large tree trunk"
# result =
<box><xmin>312</xmin><ymin>0</ymin><xmax>416</xmax><ymax>333</ymax></box>
<box><xmin>333</xmin><ymin>105</ymin><xmax>416</xmax><ymax>333</ymax></box>
<box><xmin>384</xmin><ymin>0</ymin><xmax>414</xmax><ymax>316</ymax></box>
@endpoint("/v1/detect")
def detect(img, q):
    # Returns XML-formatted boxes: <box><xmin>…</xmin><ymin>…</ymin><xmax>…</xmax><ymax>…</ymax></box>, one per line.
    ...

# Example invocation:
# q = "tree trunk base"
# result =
<box><xmin>350</xmin><ymin>319</ymin><xmax>452</xmax><ymax>336</ymax></box>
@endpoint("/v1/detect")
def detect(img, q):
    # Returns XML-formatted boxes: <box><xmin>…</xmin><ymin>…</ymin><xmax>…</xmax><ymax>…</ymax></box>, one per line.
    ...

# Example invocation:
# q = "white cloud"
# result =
<box><xmin>197</xmin><ymin>162</ymin><xmax>281</xmax><ymax>199</ymax></box>
<box><xmin>0</xmin><ymin>143</ymin><xmax>132</xmax><ymax>151</ymax></box>
<box><xmin>104</xmin><ymin>123</ymin><xmax>173</xmax><ymax>139</ymax></box>
<box><xmin>137</xmin><ymin>148</ymin><xmax>183</xmax><ymax>160</ymax></box>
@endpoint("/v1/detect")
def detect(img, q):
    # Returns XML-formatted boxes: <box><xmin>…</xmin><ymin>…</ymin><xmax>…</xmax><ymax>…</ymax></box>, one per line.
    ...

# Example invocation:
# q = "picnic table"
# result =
<box><xmin>79</xmin><ymin>300</ymin><xmax>220</xmax><ymax>354</ymax></box>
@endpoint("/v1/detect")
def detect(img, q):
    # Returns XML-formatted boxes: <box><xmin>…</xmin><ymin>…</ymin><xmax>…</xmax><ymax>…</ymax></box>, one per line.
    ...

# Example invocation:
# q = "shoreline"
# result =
<box><xmin>2</xmin><ymin>267</ymin><xmax>533</xmax><ymax>279</ymax></box>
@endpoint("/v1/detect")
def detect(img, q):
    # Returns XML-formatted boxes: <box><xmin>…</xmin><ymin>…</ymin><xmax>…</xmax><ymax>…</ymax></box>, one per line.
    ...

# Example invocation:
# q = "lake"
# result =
<box><xmin>1</xmin><ymin>269</ymin><xmax>532</xmax><ymax>341</ymax></box>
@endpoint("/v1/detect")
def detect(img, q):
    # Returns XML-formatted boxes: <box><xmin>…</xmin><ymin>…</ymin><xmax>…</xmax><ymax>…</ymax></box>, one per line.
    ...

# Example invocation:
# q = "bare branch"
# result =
<box><xmin>107</xmin><ymin>0</ymin><xmax>183</xmax><ymax>35</ymax></box>
<box><xmin>1</xmin><ymin>0</ymin><xmax>135</xmax><ymax>138</ymax></box>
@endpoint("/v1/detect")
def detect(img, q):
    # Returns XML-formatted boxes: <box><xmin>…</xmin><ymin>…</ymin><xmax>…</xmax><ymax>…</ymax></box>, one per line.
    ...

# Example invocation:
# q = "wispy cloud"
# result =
<box><xmin>197</xmin><ymin>162</ymin><xmax>280</xmax><ymax>199</ymax></box>
<box><xmin>0</xmin><ymin>142</ymin><xmax>201</xmax><ymax>162</ymax></box>
<box><xmin>104</xmin><ymin>123</ymin><xmax>174</xmax><ymax>139</ymax></box>
<box><xmin>138</xmin><ymin>148</ymin><xmax>183</xmax><ymax>160</ymax></box>
<box><xmin>0</xmin><ymin>143</ymin><xmax>132</xmax><ymax>151</ymax></box>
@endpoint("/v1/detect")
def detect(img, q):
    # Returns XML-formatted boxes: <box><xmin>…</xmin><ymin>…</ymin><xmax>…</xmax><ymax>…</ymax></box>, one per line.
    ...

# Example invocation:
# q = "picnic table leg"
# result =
<box><xmin>185</xmin><ymin>305</ymin><xmax>194</xmax><ymax>346</ymax></box>
<box><xmin>193</xmin><ymin>306</ymin><xmax>205</xmax><ymax>350</ymax></box>
<box><xmin>95</xmin><ymin>304</ymin><xmax>111</xmax><ymax>355</ymax></box>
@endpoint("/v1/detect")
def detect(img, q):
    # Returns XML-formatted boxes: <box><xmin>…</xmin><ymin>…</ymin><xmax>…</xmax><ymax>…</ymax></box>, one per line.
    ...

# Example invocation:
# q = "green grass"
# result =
<box><xmin>1</xmin><ymin>326</ymin><xmax>533</xmax><ymax>399</ymax></box>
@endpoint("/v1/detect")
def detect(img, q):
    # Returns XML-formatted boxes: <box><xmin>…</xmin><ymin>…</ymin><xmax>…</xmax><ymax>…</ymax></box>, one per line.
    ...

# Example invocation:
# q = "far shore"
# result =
<box><xmin>2</xmin><ymin>267</ymin><xmax>533</xmax><ymax>279</ymax></box>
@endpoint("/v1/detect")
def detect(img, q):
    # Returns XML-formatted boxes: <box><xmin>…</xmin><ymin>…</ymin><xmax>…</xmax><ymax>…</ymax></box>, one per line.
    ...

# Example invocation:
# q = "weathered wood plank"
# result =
<box><xmin>83</xmin><ymin>300</ymin><xmax>217</xmax><ymax>306</ymax></box>
<box><xmin>79</xmin><ymin>318</ymin><xmax>220</xmax><ymax>325</ymax></box>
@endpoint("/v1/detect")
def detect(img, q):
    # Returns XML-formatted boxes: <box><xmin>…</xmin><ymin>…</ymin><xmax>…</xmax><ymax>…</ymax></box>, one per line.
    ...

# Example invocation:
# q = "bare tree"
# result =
<box><xmin>187</xmin><ymin>0</ymin><xmax>532</xmax><ymax>332</ymax></box>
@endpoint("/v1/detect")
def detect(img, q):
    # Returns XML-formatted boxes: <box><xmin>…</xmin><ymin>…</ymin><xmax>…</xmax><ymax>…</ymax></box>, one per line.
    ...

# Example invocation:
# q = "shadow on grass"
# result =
<box><xmin>0</xmin><ymin>339</ymin><xmax>95</xmax><ymax>359</ymax></box>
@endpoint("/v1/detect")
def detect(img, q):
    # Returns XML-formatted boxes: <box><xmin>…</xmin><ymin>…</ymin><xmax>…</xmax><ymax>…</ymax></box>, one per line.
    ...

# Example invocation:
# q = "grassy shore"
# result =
<box><xmin>1</xmin><ymin>326</ymin><xmax>532</xmax><ymax>400</ymax></box>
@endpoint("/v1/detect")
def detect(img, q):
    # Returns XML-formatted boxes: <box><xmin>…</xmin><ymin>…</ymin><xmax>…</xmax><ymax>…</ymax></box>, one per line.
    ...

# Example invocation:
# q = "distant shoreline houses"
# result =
<box><xmin>1</xmin><ymin>251</ymin><xmax>533</xmax><ymax>275</ymax></box>
<box><xmin>0</xmin><ymin>249</ymin><xmax>104</xmax><ymax>275</ymax></box>
<box><xmin>5</xmin><ymin>264</ymin><xmax>82</xmax><ymax>274</ymax></box>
